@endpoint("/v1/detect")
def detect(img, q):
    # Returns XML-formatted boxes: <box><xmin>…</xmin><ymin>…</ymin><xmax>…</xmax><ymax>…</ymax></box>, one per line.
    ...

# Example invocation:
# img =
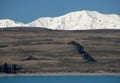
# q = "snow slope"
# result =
<box><xmin>0</xmin><ymin>10</ymin><xmax>120</xmax><ymax>30</ymax></box>
<box><xmin>0</xmin><ymin>19</ymin><xmax>25</xmax><ymax>28</ymax></box>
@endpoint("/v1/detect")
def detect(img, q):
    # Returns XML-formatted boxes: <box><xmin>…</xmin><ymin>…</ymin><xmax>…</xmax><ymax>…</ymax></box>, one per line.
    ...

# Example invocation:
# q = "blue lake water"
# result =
<box><xmin>0</xmin><ymin>76</ymin><xmax>120</xmax><ymax>83</ymax></box>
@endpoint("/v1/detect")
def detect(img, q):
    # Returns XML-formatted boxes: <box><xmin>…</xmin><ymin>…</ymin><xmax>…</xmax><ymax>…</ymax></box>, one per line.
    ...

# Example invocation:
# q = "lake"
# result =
<box><xmin>0</xmin><ymin>76</ymin><xmax>120</xmax><ymax>83</ymax></box>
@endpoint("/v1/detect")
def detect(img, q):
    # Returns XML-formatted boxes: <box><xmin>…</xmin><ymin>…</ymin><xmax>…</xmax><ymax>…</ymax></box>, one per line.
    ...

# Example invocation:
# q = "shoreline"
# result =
<box><xmin>0</xmin><ymin>72</ymin><xmax>120</xmax><ymax>77</ymax></box>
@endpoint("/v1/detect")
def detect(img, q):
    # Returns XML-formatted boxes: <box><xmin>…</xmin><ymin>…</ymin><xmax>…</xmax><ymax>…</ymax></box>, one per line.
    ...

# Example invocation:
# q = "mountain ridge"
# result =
<box><xmin>0</xmin><ymin>10</ymin><xmax>120</xmax><ymax>30</ymax></box>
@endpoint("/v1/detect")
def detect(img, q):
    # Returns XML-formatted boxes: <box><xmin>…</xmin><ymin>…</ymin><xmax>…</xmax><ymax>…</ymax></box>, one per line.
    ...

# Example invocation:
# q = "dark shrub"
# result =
<box><xmin>68</xmin><ymin>41</ymin><xmax>96</xmax><ymax>62</ymax></box>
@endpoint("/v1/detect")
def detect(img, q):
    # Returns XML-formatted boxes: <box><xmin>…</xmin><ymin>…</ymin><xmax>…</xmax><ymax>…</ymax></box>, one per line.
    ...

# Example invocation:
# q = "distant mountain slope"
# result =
<box><xmin>0</xmin><ymin>10</ymin><xmax>120</xmax><ymax>30</ymax></box>
<box><xmin>0</xmin><ymin>19</ymin><xmax>25</xmax><ymax>28</ymax></box>
<box><xmin>0</xmin><ymin>29</ymin><xmax>120</xmax><ymax>73</ymax></box>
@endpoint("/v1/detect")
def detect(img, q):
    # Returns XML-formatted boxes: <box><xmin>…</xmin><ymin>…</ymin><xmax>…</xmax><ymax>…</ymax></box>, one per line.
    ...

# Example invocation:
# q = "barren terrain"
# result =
<box><xmin>0</xmin><ymin>27</ymin><xmax>120</xmax><ymax>73</ymax></box>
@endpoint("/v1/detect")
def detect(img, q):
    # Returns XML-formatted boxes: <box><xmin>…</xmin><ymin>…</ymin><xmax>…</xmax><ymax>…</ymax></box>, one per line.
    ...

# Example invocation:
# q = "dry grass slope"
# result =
<box><xmin>0</xmin><ymin>27</ymin><xmax>120</xmax><ymax>73</ymax></box>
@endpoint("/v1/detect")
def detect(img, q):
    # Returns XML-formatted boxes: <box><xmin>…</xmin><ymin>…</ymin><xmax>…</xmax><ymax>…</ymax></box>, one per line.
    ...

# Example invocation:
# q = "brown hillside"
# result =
<box><xmin>0</xmin><ymin>28</ymin><xmax>120</xmax><ymax>73</ymax></box>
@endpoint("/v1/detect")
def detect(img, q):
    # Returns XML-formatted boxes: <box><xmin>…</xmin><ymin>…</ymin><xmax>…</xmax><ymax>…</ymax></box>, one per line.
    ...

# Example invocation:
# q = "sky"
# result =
<box><xmin>0</xmin><ymin>0</ymin><xmax>120</xmax><ymax>23</ymax></box>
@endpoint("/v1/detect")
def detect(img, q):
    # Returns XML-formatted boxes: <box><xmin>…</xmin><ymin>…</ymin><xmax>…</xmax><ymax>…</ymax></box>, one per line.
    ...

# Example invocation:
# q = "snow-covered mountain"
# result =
<box><xmin>0</xmin><ymin>10</ymin><xmax>120</xmax><ymax>30</ymax></box>
<box><xmin>0</xmin><ymin>19</ymin><xmax>25</xmax><ymax>28</ymax></box>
